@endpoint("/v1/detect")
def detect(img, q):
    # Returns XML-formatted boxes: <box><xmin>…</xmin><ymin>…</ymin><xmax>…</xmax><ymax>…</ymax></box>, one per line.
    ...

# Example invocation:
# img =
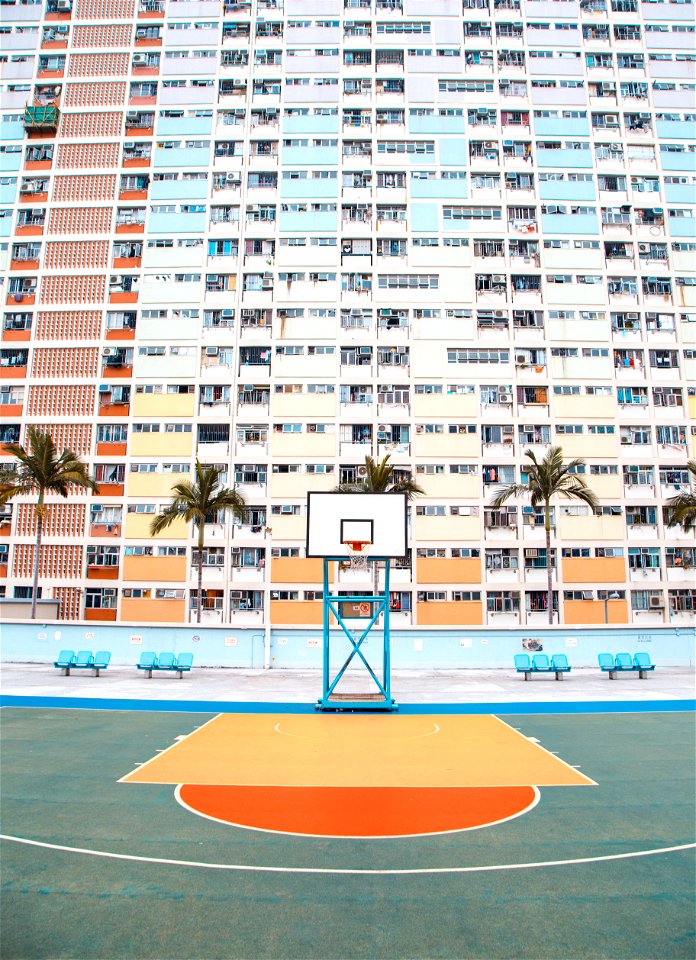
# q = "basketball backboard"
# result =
<box><xmin>306</xmin><ymin>492</ymin><xmax>408</xmax><ymax>559</ymax></box>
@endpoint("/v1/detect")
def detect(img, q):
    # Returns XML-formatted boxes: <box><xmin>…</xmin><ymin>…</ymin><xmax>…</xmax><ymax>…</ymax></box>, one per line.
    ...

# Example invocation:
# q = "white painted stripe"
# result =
<box><xmin>116</xmin><ymin>714</ymin><xmax>221</xmax><ymax>783</ymax></box>
<box><xmin>173</xmin><ymin>784</ymin><xmax>540</xmax><ymax>840</ymax></box>
<box><xmin>490</xmin><ymin>714</ymin><xmax>598</xmax><ymax>786</ymax></box>
<box><xmin>1</xmin><ymin>835</ymin><xmax>693</xmax><ymax>876</ymax></box>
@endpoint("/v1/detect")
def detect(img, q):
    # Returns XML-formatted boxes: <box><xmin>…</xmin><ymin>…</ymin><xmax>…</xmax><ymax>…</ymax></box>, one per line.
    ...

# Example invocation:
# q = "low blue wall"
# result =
<box><xmin>1</xmin><ymin>621</ymin><xmax>693</xmax><ymax>669</ymax></box>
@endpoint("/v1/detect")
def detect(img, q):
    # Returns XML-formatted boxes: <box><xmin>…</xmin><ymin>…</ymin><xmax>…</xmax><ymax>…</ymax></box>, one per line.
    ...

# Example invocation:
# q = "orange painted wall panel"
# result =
<box><xmin>120</xmin><ymin>598</ymin><xmax>186</xmax><ymax>624</ymax></box>
<box><xmin>270</xmin><ymin>601</ymin><xmax>323</xmax><ymax>625</ymax></box>
<box><xmin>85</xmin><ymin>608</ymin><xmax>118</xmax><ymax>622</ymax></box>
<box><xmin>564</xmin><ymin>600</ymin><xmax>629</xmax><ymax>625</ymax></box>
<box><xmin>271</xmin><ymin>557</ymin><xmax>329</xmax><ymax>584</ymax></box>
<box><xmin>416</xmin><ymin>557</ymin><xmax>482</xmax><ymax>584</ymax></box>
<box><xmin>416</xmin><ymin>602</ymin><xmax>483</xmax><ymax>626</ymax></box>
<box><xmin>562</xmin><ymin>557</ymin><xmax>626</xmax><ymax>583</ymax></box>
<box><xmin>123</xmin><ymin>555</ymin><xmax>187</xmax><ymax>582</ymax></box>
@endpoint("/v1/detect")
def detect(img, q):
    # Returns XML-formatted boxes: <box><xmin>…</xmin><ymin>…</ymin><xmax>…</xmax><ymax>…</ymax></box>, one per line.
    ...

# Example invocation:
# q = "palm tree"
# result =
<box><xmin>488</xmin><ymin>446</ymin><xmax>598</xmax><ymax>624</ymax></box>
<box><xmin>664</xmin><ymin>459</ymin><xmax>696</xmax><ymax>532</ymax></box>
<box><xmin>335</xmin><ymin>454</ymin><xmax>424</xmax><ymax>596</ymax></box>
<box><xmin>150</xmin><ymin>461</ymin><xmax>247</xmax><ymax>624</ymax></box>
<box><xmin>0</xmin><ymin>427</ymin><xmax>96</xmax><ymax>619</ymax></box>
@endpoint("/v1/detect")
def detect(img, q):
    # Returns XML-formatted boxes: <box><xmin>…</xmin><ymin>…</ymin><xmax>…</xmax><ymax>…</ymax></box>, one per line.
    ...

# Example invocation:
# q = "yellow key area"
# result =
<box><xmin>122</xmin><ymin>713</ymin><xmax>594</xmax><ymax>789</ymax></box>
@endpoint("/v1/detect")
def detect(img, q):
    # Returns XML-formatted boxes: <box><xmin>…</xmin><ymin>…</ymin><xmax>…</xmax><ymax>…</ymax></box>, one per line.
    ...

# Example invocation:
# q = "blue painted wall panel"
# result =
<box><xmin>1</xmin><ymin>621</ymin><xmax>693</xmax><ymax>670</ymax></box>
<box><xmin>0</xmin><ymin>121</ymin><xmax>24</xmax><ymax>140</ymax></box>
<box><xmin>1</xmin><ymin>152</ymin><xmax>22</xmax><ymax>172</ymax></box>
<box><xmin>533</xmin><ymin>117</ymin><xmax>590</xmax><ymax>138</ymax></box>
<box><xmin>148</xmin><ymin>211</ymin><xmax>207</xmax><ymax>233</ymax></box>
<box><xmin>280</xmin><ymin>178</ymin><xmax>339</xmax><ymax>199</ymax></box>
<box><xmin>537</xmin><ymin>148</ymin><xmax>593</xmax><ymax>169</ymax></box>
<box><xmin>541</xmin><ymin>213</ymin><xmax>599</xmax><ymax>234</ymax></box>
<box><xmin>156</xmin><ymin>116</ymin><xmax>213</xmax><ymax>137</ymax></box>
<box><xmin>410</xmin><ymin>203</ymin><xmax>439</xmax><ymax>231</ymax></box>
<box><xmin>150</xmin><ymin>179</ymin><xmax>209</xmax><ymax>201</ymax></box>
<box><xmin>408</xmin><ymin>115</ymin><xmax>466</xmax><ymax>135</ymax></box>
<box><xmin>282</xmin><ymin>115</ymin><xmax>339</xmax><ymax>135</ymax></box>
<box><xmin>438</xmin><ymin>139</ymin><xmax>467</xmax><ymax>167</ymax></box>
<box><xmin>664</xmin><ymin>183</ymin><xmax>696</xmax><ymax>204</ymax></box>
<box><xmin>668</xmin><ymin>217</ymin><xmax>696</xmax><ymax>238</ymax></box>
<box><xmin>281</xmin><ymin>146</ymin><xmax>339</xmax><ymax>166</ymax></box>
<box><xmin>656</xmin><ymin>120</ymin><xmax>695</xmax><ymax>141</ymax></box>
<box><xmin>538</xmin><ymin>180</ymin><xmax>596</xmax><ymax>202</ymax></box>
<box><xmin>660</xmin><ymin>151</ymin><xmax>696</xmax><ymax>173</ymax></box>
<box><xmin>0</xmin><ymin>181</ymin><xmax>18</xmax><ymax>205</ymax></box>
<box><xmin>153</xmin><ymin>147</ymin><xmax>211</xmax><ymax>168</ymax></box>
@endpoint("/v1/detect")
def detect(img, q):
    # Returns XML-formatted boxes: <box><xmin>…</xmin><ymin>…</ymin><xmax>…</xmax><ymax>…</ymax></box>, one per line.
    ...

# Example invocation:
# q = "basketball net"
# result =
<box><xmin>343</xmin><ymin>540</ymin><xmax>371</xmax><ymax>572</ymax></box>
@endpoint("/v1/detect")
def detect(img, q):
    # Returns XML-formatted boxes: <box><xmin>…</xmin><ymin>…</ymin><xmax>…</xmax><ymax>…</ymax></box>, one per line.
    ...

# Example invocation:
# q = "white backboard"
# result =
<box><xmin>306</xmin><ymin>492</ymin><xmax>408</xmax><ymax>559</ymax></box>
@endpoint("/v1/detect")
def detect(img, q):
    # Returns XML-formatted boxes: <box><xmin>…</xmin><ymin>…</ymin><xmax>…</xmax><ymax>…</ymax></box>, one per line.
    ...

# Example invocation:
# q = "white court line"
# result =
<box><xmin>1</xmin><ymin>835</ymin><xmax>693</xmax><ymax>876</ymax></box>
<box><xmin>173</xmin><ymin>784</ymin><xmax>539</xmax><ymax>840</ymax></box>
<box><xmin>116</xmin><ymin>714</ymin><xmax>221</xmax><ymax>783</ymax></box>
<box><xmin>491</xmin><ymin>715</ymin><xmax>598</xmax><ymax>787</ymax></box>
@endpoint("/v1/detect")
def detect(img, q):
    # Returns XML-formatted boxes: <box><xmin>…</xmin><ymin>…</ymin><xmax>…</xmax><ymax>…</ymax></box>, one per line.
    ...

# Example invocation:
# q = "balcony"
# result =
<box><xmin>24</xmin><ymin>106</ymin><xmax>60</xmax><ymax>134</ymax></box>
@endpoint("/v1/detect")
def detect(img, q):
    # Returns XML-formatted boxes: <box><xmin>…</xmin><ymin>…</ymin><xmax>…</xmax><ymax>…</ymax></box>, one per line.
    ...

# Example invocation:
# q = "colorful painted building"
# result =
<box><xmin>0</xmin><ymin>0</ymin><xmax>694</xmax><ymax>630</ymax></box>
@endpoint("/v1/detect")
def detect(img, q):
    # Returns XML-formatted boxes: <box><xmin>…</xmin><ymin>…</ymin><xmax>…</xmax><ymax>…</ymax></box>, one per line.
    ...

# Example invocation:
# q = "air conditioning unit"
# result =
<box><xmin>582</xmin><ymin>591</ymin><xmax>593</xmax><ymax>600</ymax></box>
<box><xmin>649</xmin><ymin>596</ymin><xmax>664</xmax><ymax>608</ymax></box>
<box><xmin>230</xmin><ymin>590</ymin><xmax>243</xmax><ymax>599</ymax></box>
<box><xmin>98</xmin><ymin>384</ymin><xmax>110</xmax><ymax>394</ymax></box>
<box><xmin>492</xmin><ymin>275</ymin><xmax>506</xmax><ymax>283</ymax></box>
<box><xmin>516</xmin><ymin>354</ymin><xmax>528</xmax><ymax>364</ymax></box>
<box><xmin>638</xmin><ymin>244</ymin><xmax>649</xmax><ymax>252</ymax></box>
<box><xmin>56</xmin><ymin>0</ymin><xmax>71</xmax><ymax>9</ymax></box>
<box><xmin>357</xmin><ymin>466</ymin><xmax>368</xmax><ymax>478</ymax></box>
<box><xmin>499</xmin><ymin>393</ymin><xmax>512</xmax><ymax>403</ymax></box>
<box><xmin>522</xmin><ymin>424</ymin><xmax>535</xmax><ymax>432</ymax></box>
<box><xmin>132</xmin><ymin>54</ymin><xmax>148</xmax><ymax>65</ymax></box>
<box><xmin>205</xmin><ymin>346</ymin><xmax>219</xmax><ymax>356</ymax></box>
<box><xmin>90</xmin><ymin>504</ymin><xmax>101</xmax><ymax>513</ymax></box>
<box><xmin>484</xmin><ymin>141</ymin><xmax>496</xmax><ymax>148</ymax></box>
<box><xmin>102</xmin><ymin>347</ymin><xmax>118</xmax><ymax>357</ymax></box>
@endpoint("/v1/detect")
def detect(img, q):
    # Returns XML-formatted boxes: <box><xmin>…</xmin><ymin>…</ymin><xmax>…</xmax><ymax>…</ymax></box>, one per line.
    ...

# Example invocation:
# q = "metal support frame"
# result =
<box><xmin>316</xmin><ymin>558</ymin><xmax>397</xmax><ymax>711</ymax></box>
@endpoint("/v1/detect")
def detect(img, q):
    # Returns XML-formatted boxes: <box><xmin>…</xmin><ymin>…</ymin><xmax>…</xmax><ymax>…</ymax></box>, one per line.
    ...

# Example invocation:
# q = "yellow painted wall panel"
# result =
<box><xmin>415</xmin><ymin>515</ymin><xmax>481</xmax><ymax>541</ymax></box>
<box><xmin>269</xmin><ymin>473</ymin><xmax>335</xmax><ymax>498</ymax></box>
<box><xmin>559</xmin><ymin>434</ymin><xmax>619</xmax><ymax>459</ymax></box>
<box><xmin>587</xmin><ymin>473</ymin><xmax>623</xmax><ymax>499</ymax></box>
<box><xmin>416</xmin><ymin>601</ymin><xmax>483</xmax><ymax>626</ymax></box>
<box><xmin>558</xmin><ymin>515</ymin><xmax>624</xmax><ymax>541</ymax></box>
<box><xmin>120</xmin><ymin>598</ymin><xmax>187</xmax><ymax>623</ymax></box>
<box><xmin>413</xmin><ymin>433</ymin><xmax>478</xmax><ymax>458</ymax></box>
<box><xmin>127</xmin><ymin>473</ymin><xmax>180</xmax><ymax>498</ymax></box>
<box><xmin>270</xmin><ymin>433</ymin><xmax>336</xmax><ymax>458</ymax></box>
<box><xmin>688</xmin><ymin>395</ymin><xmax>696</xmax><ymax>420</ymax></box>
<box><xmin>125</xmin><ymin>513</ymin><xmax>188</xmax><ymax>540</ymax></box>
<box><xmin>130</xmin><ymin>432</ymin><xmax>193</xmax><ymax>457</ymax></box>
<box><xmin>553</xmin><ymin>395</ymin><xmax>616</xmax><ymax>419</ymax></box>
<box><xmin>123</xmin><ymin>555</ymin><xmax>187</xmax><ymax>582</ymax></box>
<box><xmin>562</xmin><ymin>557</ymin><xmax>626</xmax><ymax>584</ymax></box>
<box><xmin>416</xmin><ymin>557</ymin><xmax>482</xmax><ymax>584</ymax></box>
<box><xmin>268</xmin><ymin>515</ymin><xmax>306</xmax><ymax>540</ymax></box>
<box><xmin>564</xmin><ymin>599</ymin><xmax>629</xmax><ymax>625</ymax></box>
<box><xmin>413</xmin><ymin>395</ymin><xmax>478</xmax><ymax>419</ymax></box>
<box><xmin>131</xmin><ymin>394</ymin><xmax>195</xmax><ymax>418</ymax></box>
<box><xmin>418</xmin><ymin>473</ymin><xmax>478</xmax><ymax>499</ymax></box>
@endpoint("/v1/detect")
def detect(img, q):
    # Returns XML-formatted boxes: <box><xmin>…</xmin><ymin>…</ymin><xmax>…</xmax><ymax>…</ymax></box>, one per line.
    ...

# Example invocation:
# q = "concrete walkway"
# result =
<box><xmin>1</xmin><ymin>662</ymin><xmax>694</xmax><ymax>705</ymax></box>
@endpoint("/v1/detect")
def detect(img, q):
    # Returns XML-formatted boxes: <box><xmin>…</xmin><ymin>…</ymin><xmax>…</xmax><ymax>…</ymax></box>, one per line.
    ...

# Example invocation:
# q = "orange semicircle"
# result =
<box><xmin>177</xmin><ymin>784</ymin><xmax>538</xmax><ymax>838</ymax></box>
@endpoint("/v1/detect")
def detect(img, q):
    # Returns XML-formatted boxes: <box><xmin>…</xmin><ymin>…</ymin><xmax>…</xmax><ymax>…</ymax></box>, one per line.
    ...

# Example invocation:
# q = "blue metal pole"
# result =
<box><xmin>383</xmin><ymin>560</ymin><xmax>391</xmax><ymax>702</ymax></box>
<box><xmin>322</xmin><ymin>559</ymin><xmax>330</xmax><ymax>702</ymax></box>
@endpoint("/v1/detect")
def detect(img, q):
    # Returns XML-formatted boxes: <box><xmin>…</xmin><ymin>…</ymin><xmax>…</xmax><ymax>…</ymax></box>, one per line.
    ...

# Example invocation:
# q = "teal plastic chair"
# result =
<box><xmin>598</xmin><ymin>653</ymin><xmax>616</xmax><ymax>677</ymax></box>
<box><xmin>156</xmin><ymin>652</ymin><xmax>176</xmax><ymax>670</ymax></box>
<box><xmin>137</xmin><ymin>652</ymin><xmax>157</xmax><ymax>677</ymax></box>
<box><xmin>633</xmin><ymin>652</ymin><xmax>655</xmax><ymax>678</ymax></box>
<box><xmin>551</xmin><ymin>654</ymin><xmax>571</xmax><ymax>673</ymax></box>
<box><xmin>615</xmin><ymin>652</ymin><xmax>635</xmax><ymax>672</ymax></box>
<box><xmin>53</xmin><ymin>650</ymin><xmax>75</xmax><ymax>674</ymax></box>
<box><xmin>72</xmin><ymin>650</ymin><xmax>95</xmax><ymax>670</ymax></box>
<box><xmin>93</xmin><ymin>651</ymin><xmax>111</xmax><ymax>675</ymax></box>
<box><xmin>532</xmin><ymin>654</ymin><xmax>552</xmax><ymax>672</ymax></box>
<box><xmin>175</xmin><ymin>652</ymin><xmax>193</xmax><ymax>674</ymax></box>
<box><xmin>514</xmin><ymin>653</ymin><xmax>532</xmax><ymax>678</ymax></box>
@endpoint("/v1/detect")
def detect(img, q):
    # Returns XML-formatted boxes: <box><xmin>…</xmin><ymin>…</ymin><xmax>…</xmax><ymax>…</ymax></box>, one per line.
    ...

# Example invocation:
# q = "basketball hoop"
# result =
<box><xmin>343</xmin><ymin>540</ymin><xmax>371</xmax><ymax>572</ymax></box>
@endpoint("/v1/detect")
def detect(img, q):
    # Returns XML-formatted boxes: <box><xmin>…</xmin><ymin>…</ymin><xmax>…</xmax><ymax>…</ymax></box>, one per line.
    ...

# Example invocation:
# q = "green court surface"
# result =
<box><xmin>1</xmin><ymin>706</ymin><xmax>694</xmax><ymax>960</ymax></box>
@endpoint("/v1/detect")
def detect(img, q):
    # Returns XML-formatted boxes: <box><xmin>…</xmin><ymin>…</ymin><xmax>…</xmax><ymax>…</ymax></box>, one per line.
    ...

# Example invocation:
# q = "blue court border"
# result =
<box><xmin>1</xmin><ymin>695</ymin><xmax>694</xmax><ymax>714</ymax></box>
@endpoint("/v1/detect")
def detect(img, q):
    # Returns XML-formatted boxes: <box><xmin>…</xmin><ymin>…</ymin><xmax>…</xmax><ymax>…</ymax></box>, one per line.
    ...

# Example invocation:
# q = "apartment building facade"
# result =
<box><xmin>0</xmin><ymin>0</ymin><xmax>694</xmax><ymax>630</ymax></box>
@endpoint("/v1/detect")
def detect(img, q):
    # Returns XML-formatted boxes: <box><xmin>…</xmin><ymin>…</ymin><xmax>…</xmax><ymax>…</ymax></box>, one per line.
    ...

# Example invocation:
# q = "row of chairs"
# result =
<box><xmin>514</xmin><ymin>653</ymin><xmax>571</xmax><ymax>681</ymax></box>
<box><xmin>53</xmin><ymin>650</ymin><xmax>193</xmax><ymax>679</ymax></box>
<box><xmin>53</xmin><ymin>650</ymin><xmax>111</xmax><ymax>677</ymax></box>
<box><xmin>136</xmin><ymin>651</ymin><xmax>193</xmax><ymax>679</ymax></box>
<box><xmin>598</xmin><ymin>652</ymin><xmax>656</xmax><ymax>680</ymax></box>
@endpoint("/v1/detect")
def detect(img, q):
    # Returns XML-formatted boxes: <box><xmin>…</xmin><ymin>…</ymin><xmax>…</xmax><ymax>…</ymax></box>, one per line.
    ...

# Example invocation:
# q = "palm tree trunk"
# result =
<box><xmin>31</xmin><ymin>493</ymin><xmax>44</xmax><ymax>620</ymax></box>
<box><xmin>545</xmin><ymin>500</ymin><xmax>553</xmax><ymax>625</ymax></box>
<box><xmin>196</xmin><ymin>521</ymin><xmax>205</xmax><ymax>625</ymax></box>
